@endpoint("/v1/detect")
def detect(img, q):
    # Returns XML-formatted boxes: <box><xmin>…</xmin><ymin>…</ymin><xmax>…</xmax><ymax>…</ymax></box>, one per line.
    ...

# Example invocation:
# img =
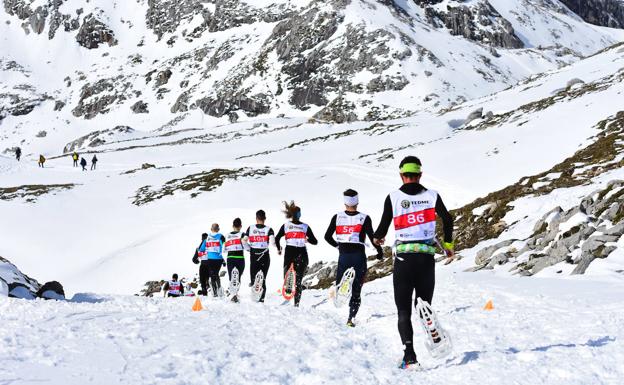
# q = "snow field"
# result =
<box><xmin>1</xmin><ymin>265</ymin><xmax>623</xmax><ymax>385</ymax></box>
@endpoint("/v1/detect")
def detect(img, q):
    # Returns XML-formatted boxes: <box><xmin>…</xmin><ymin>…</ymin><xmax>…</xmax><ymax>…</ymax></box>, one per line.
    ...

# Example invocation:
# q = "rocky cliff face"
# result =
<box><xmin>422</xmin><ymin>0</ymin><xmax>524</xmax><ymax>49</ymax></box>
<box><xmin>561</xmin><ymin>0</ymin><xmax>624</xmax><ymax>28</ymax></box>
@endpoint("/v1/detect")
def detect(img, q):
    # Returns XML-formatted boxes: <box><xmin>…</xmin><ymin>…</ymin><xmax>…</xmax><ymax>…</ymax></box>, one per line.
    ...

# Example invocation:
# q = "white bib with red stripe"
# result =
<box><xmin>285</xmin><ymin>221</ymin><xmax>308</xmax><ymax>247</ymax></box>
<box><xmin>248</xmin><ymin>225</ymin><xmax>271</xmax><ymax>249</ymax></box>
<box><xmin>224</xmin><ymin>231</ymin><xmax>244</xmax><ymax>252</ymax></box>
<box><xmin>390</xmin><ymin>189</ymin><xmax>437</xmax><ymax>242</ymax></box>
<box><xmin>168</xmin><ymin>281</ymin><xmax>181</xmax><ymax>295</ymax></box>
<box><xmin>335</xmin><ymin>212</ymin><xmax>367</xmax><ymax>244</ymax></box>
<box><xmin>205</xmin><ymin>237</ymin><xmax>221</xmax><ymax>254</ymax></box>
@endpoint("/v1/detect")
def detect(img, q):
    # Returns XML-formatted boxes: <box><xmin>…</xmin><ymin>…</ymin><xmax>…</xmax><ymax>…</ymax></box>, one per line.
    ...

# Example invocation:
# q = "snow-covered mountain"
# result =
<box><xmin>2</xmin><ymin>1</ymin><xmax>624</xmax><ymax>383</ymax></box>
<box><xmin>1</xmin><ymin>36</ymin><xmax>623</xmax><ymax>294</ymax></box>
<box><xmin>0</xmin><ymin>0</ymin><xmax>623</xmax><ymax>315</ymax></box>
<box><xmin>3</xmin><ymin>0</ymin><xmax>624</xmax><ymax>153</ymax></box>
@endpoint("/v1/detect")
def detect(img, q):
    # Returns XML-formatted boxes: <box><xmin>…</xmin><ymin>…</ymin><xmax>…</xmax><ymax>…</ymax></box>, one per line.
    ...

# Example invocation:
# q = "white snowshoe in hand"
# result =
<box><xmin>228</xmin><ymin>267</ymin><xmax>241</xmax><ymax>300</ymax></box>
<box><xmin>250</xmin><ymin>271</ymin><xmax>265</xmax><ymax>302</ymax></box>
<box><xmin>282</xmin><ymin>263</ymin><xmax>296</xmax><ymax>301</ymax></box>
<box><xmin>333</xmin><ymin>267</ymin><xmax>355</xmax><ymax>308</ymax></box>
<box><xmin>416</xmin><ymin>298</ymin><xmax>452</xmax><ymax>359</ymax></box>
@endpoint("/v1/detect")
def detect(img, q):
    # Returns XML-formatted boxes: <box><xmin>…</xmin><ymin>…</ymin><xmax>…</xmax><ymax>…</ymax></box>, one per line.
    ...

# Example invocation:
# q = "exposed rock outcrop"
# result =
<box><xmin>0</xmin><ymin>256</ymin><xmax>40</xmax><ymax>299</ymax></box>
<box><xmin>63</xmin><ymin>125</ymin><xmax>135</xmax><ymax>153</ymax></box>
<box><xmin>423</xmin><ymin>1</ymin><xmax>524</xmax><ymax>48</ymax></box>
<box><xmin>473</xmin><ymin>180</ymin><xmax>624</xmax><ymax>275</ymax></box>
<box><xmin>75</xmin><ymin>14</ymin><xmax>117</xmax><ymax>49</ymax></box>
<box><xmin>561</xmin><ymin>0</ymin><xmax>624</xmax><ymax>29</ymax></box>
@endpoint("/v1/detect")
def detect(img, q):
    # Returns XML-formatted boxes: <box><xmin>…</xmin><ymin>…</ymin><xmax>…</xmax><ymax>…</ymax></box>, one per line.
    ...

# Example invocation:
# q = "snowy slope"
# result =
<box><xmin>1</xmin><ymin>265</ymin><xmax>623</xmax><ymax>384</ymax></box>
<box><xmin>1</xmin><ymin>41</ymin><xmax>624</xmax><ymax>295</ymax></box>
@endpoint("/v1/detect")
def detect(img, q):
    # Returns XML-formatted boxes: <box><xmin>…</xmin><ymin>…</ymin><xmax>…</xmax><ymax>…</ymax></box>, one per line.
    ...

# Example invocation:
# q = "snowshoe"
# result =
<box><xmin>250</xmin><ymin>270</ymin><xmax>265</xmax><ymax>302</ymax></box>
<box><xmin>282</xmin><ymin>263</ymin><xmax>296</xmax><ymax>301</ymax></box>
<box><xmin>416</xmin><ymin>298</ymin><xmax>452</xmax><ymax>359</ymax></box>
<box><xmin>228</xmin><ymin>267</ymin><xmax>240</xmax><ymax>300</ymax></box>
<box><xmin>333</xmin><ymin>267</ymin><xmax>355</xmax><ymax>308</ymax></box>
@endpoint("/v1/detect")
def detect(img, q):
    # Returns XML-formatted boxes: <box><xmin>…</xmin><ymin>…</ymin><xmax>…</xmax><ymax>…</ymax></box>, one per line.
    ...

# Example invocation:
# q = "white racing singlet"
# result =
<box><xmin>224</xmin><ymin>231</ymin><xmax>244</xmax><ymax>252</ymax></box>
<box><xmin>389</xmin><ymin>189</ymin><xmax>438</xmax><ymax>243</ymax></box>
<box><xmin>335</xmin><ymin>212</ymin><xmax>367</xmax><ymax>244</ymax></box>
<box><xmin>284</xmin><ymin>221</ymin><xmax>308</xmax><ymax>247</ymax></box>
<box><xmin>248</xmin><ymin>225</ymin><xmax>272</xmax><ymax>249</ymax></box>
<box><xmin>168</xmin><ymin>281</ymin><xmax>181</xmax><ymax>296</ymax></box>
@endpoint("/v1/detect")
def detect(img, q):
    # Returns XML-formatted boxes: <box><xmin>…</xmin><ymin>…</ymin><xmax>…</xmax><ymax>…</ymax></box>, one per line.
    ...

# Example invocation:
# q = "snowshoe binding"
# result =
<box><xmin>228</xmin><ymin>267</ymin><xmax>240</xmax><ymax>301</ymax></box>
<box><xmin>250</xmin><ymin>270</ymin><xmax>265</xmax><ymax>302</ymax></box>
<box><xmin>282</xmin><ymin>263</ymin><xmax>296</xmax><ymax>302</ymax></box>
<box><xmin>416</xmin><ymin>298</ymin><xmax>452</xmax><ymax>359</ymax></box>
<box><xmin>333</xmin><ymin>267</ymin><xmax>355</xmax><ymax>308</ymax></box>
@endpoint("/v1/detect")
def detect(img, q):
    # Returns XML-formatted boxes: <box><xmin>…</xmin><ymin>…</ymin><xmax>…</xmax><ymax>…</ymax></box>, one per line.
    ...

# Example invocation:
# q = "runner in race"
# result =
<box><xmin>201</xmin><ymin>223</ymin><xmax>226</xmax><ymax>297</ymax></box>
<box><xmin>162</xmin><ymin>274</ymin><xmax>184</xmax><ymax>298</ymax></box>
<box><xmin>243</xmin><ymin>210</ymin><xmax>275</xmax><ymax>302</ymax></box>
<box><xmin>275</xmin><ymin>201</ymin><xmax>318</xmax><ymax>307</ymax></box>
<box><xmin>373</xmin><ymin>156</ymin><xmax>455</xmax><ymax>368</ymax></box>
<box><xmin>225</xmin><ymin>218</ymin><xmax>248</xmax><ymax>302</ymax></box>
<box><xmin>324</xmin><ymin>189</ymin><xmax>383</xmax><ymax>326</ymax></box>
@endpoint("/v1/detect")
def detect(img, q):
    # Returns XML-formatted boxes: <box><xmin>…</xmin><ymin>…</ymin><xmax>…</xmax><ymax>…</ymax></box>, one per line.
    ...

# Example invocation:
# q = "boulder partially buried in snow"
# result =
<box><xmin>0</xmin><ymin>256</ymin><xmax>40</xmax><ymax>298</ymax></box>
<box><xmin>9</xmin><ymin>284</ymin><xmax>36</xmax><ymax>299</ymax></box>
<box><xmin>36</xmin><ymin>281</ymin><xmax>66</xmax><ymax>300</ymax></box>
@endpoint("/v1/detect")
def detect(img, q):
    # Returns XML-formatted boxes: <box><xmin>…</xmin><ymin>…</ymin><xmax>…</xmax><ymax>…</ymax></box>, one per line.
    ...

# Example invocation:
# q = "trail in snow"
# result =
<box><xmin>1</xmin><ymin>267</ymin><xmax>622</xmax><ymax>385</ymax></box>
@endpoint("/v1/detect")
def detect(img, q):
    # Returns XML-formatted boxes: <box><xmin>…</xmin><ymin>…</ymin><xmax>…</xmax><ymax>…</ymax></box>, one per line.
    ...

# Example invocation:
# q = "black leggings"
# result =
<box><xmin>250</xmin><ymin>250</ymin><xmax>270</xmax><ymax>302</ymax></box>
<box><xmin>199</xmin><ymin>262</ymin><xmax>210</xmax><ymax>295</ymax></box>
<box><xmin>393</xmin><ymin>253</ymin><xmax>435</xmax><ymax>348</ymax></box>
<box><xmin>283</xmin><ymin>246</ymin><xmax>308</xmax><ymax>306</ymax></box>
<box><xmin>335</xmin><ymin>251</ymin><xmax>367</xmax><ymax>320</ymax></box>
<box><xmin>227</xmin><ymin>258</ymin><xmax>245</xmax><ymax>282</ymax></box>
<box><xmin>207</xmin><ymin>259</ymin><xmax>223</xmax><ymax>296</ymax></box>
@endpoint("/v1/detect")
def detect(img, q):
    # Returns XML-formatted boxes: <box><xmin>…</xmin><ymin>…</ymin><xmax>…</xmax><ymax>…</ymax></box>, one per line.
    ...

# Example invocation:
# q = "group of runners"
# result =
<box><xmin>163</xmin><ymin>155</ymin><xmax>455</xmax><ymax>368</ymax></box>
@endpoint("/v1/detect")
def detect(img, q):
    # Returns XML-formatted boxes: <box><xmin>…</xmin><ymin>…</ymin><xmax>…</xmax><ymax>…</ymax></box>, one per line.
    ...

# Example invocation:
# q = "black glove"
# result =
<box><xmin>376</xmin><ymin>252</ymin><xmax>384</xmax><ymax>260</ymax></box>
<box><xmin>192</xmin><ymin>250</ymin><xmax>199</xmax><ymax>265</ymax></box>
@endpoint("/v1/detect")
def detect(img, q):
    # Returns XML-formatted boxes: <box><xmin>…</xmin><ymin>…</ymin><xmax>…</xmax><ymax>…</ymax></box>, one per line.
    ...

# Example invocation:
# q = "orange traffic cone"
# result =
<box><xmin>483</xmin><ymin>299</ymin><xmax>494</xmax><ymax>311</ymax></box>
<box><xmin>192</xmin><ymin>297</ymin><xmax>203</xmax><ymax>312</ymax></box>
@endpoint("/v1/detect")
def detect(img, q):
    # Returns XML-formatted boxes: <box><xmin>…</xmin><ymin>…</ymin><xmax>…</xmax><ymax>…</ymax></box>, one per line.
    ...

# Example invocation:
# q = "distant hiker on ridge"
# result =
<box><xmin>91</xmin><ymin>155</ymin><xmax>98</xmax><ymax>170</ymax></box>
<box><xmin>38</xmin><ymin>154</ymin><xmax>45</xmax><ymax>168</ymax></box>
<box><xmin>80</xmin><ymin>157</ymin><xmax>87</xmax><ymax>171</ymax></box>
<box><xmin>72</xmin><ymin>152</ymin><xmax>79</xmax><ymax>167</ymax></box>
<box><xmin>15</xmin><ymin>147</ymin><xmax>21</xmax><ymax>161</ymax></box>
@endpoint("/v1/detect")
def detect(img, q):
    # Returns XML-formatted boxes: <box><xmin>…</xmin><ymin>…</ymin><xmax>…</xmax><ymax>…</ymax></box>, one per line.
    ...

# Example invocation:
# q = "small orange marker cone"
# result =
<box><xmin>192</xmin><ymin>297</ymin><xmax>203</xmax><ymax>312</ymax></box>
<box><xmin>277</xmin><ymin>288</ymin><xmax>282</xmax><ymax>294</ymax></box>
<box><xmin>483</xmin><ymin>300</ymin><xmax>494</xmax><ymax>311</ymax></box>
